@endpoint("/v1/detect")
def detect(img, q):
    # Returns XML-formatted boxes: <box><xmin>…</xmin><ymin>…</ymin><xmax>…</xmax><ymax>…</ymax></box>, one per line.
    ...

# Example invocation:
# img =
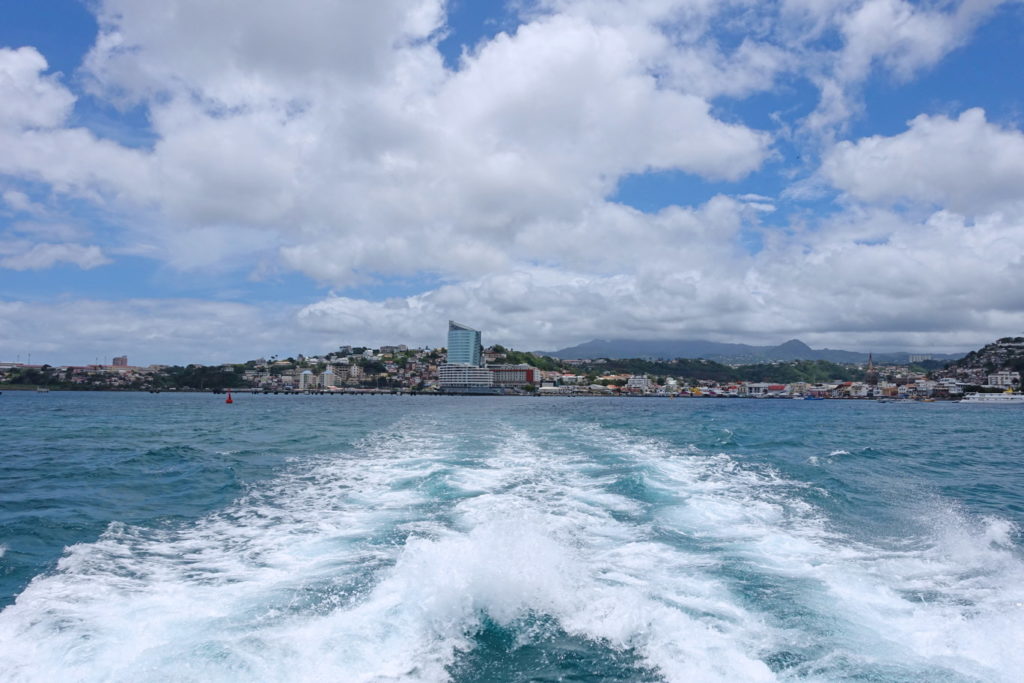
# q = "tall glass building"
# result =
<box><xmin>446</xmin><ymin>320</ymin><xmax>483</xmax><ymax>367</ymax></box>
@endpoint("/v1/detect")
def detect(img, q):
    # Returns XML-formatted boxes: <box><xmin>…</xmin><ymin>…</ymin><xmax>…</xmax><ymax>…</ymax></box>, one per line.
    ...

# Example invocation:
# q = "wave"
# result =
<box><xmin>572</xmin><ymin>425</ymin><xmax>1024</xmax><ymax>681</ymax></box>
<box><xmin>0</xmin><ymin>416</ymin><xmax>1020</xmax><ymax>682</ymax></box>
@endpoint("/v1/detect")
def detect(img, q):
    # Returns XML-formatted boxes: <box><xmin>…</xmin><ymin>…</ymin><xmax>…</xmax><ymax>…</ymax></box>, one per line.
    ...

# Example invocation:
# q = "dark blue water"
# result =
<box><xmin>1</xmin><ymin>392</ymin><xmax>1022</xmax><ymax>681</ymax></box>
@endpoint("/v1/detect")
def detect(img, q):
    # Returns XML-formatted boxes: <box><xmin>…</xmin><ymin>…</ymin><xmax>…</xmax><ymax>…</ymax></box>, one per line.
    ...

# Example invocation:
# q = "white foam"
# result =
<box><xmin>2</xmin><ymin>416</ymin><xmax>1021</xmax><ymax>682</ymax></box>
<box><xmin>575</xmin><ymin>426</ymin><xmax>1024</xmax><ymax>681</ymax></box>
<box><xmin>0</xmin><ymin>419</ymin><xmax>782</xmax><ymax>682</ymax></box>
<box><xmin>0</xmin><ymin>423</ymin><xmax>459</xmax><ymax>681</ymax></box>
<box><xmin>438</xmin><ymin>428</ymin><xmax>776</xmax><ymax>681</ymax></box>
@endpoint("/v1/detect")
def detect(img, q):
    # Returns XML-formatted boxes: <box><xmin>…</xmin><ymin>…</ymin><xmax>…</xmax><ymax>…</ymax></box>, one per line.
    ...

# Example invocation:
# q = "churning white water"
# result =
<box><xmin>2</xmin><ymin>404</ymin><xmax>1022</xmax><ymax>682</ymax></box>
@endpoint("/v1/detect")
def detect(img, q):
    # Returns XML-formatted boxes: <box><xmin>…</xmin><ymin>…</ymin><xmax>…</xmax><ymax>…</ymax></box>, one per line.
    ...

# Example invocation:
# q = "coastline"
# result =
<box><xmin>1</xmin><ymin>386</ymin><xmax>965</xmax><ymax>401</ymax></box>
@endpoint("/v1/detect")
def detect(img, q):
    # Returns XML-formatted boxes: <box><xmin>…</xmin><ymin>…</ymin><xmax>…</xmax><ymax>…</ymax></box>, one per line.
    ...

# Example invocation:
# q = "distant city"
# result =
<box><xmin>2</xmin><ymin>322</ymin><xmax>1022</xmax><ymax>399</ymax></box>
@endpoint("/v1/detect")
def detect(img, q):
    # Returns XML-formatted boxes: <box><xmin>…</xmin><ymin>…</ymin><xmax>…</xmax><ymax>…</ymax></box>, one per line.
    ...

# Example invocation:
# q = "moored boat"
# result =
<box><xmin>960</xmin><ymin>390</ymin><xmax>1024</xmax><ymax>404</ymax></box>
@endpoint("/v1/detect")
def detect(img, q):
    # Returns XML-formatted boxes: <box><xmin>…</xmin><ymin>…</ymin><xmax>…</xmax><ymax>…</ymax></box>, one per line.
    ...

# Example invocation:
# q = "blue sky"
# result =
<box><xmin>2</xmin><ymin>0</ymin><xmax>1024</xmax><ymax>365</ymax></box>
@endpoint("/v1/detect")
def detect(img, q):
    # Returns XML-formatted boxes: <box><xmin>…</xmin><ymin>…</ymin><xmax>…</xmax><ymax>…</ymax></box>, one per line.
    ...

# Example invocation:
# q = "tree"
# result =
<box><xmin>361</xmin><ymin>360</ymin><xmax>386</xmax><ymax>375</ymax></box>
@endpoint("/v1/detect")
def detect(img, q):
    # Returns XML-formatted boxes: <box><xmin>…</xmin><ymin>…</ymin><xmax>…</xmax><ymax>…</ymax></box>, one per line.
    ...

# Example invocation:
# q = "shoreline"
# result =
<box><xmin>0</xmin><ymin>386</ymin><xmax>962</xmax><ymax>401</ymax></box>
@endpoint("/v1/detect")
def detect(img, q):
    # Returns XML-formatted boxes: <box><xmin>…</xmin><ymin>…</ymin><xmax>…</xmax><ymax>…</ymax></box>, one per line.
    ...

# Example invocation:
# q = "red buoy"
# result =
<box><xmin>225</xmin><ymin>391</ymin><xmax>233</xmax><ymax>404</ymax></box>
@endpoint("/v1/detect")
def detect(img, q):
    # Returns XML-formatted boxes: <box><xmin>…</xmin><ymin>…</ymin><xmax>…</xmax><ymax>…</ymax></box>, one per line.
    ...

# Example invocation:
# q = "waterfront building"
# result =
<box><xmin>741</xmin><ymin>382</ymin><xmax>773</xmax><ymax>396</ymax></box>
<box><xmin>625</xmin><ymin>375</ymin><xmax>652</xmax><ymax>392</ymax></box>
<box><xmin>489</xmin><ymin>364</ymin><xmax>538</xmax><ymax>388</ymax></box>
<box><xmin>298</xmin><ymin>369</ymin><xmax>316</xmax><ymax>390</ymax></box>
<box><xmin>438</xmin><ymin>364</ymin><xmax>494</xmax><ymax>389</ymax></box>
<box><xmin>914</xmin><ymin>379</ymin><xmax>937</xmax><ymax>395</ymax></box>
<box><xmin>440</xmin><ymin>320</ymin><xmax>491</xmax><ymax>391</ymax></box>
<box><xmin>937</xmin><ymin>377</ymin><xmax>965</xmax><ymax>395</ymax></box>
<box><xmin>446</xmin><ymin>321</ymin><xmax>483</xmax><ymax>367</ymax></box>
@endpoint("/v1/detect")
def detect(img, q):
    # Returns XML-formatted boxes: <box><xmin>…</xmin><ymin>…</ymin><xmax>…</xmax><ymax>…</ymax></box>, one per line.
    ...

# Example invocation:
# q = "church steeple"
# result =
<box><xmin>866</xmin><ymin>352</ymin><xmax>878</xmax><ymax>386</ymax></box>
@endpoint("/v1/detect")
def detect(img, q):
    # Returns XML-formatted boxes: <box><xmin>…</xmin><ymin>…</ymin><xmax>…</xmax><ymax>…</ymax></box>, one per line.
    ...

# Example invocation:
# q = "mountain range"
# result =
<box><xmin>538</xmin><ymin>339</ymin><xmax>964</xmax><ymax>365</ymax></box>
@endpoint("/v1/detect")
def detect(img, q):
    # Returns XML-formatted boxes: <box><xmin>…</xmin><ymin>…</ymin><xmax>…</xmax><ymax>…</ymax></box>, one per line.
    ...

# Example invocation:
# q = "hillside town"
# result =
<box><xmin>2</xmin><ymin>326</ymin><xmax>1022</xmax><ymax>400</ymax></box>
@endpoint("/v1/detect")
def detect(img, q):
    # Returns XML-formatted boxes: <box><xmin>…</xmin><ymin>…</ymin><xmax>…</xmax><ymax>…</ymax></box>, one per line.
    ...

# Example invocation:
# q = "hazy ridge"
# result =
<box><xmin>539</xmin><ymin>338</ymin><xmax>965</xmax><ymax>364</ymax></box>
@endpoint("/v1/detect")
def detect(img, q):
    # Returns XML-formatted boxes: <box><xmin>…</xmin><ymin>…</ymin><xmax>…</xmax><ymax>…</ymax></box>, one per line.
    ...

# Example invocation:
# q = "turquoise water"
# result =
<box><xmin>1</xmin><ymin>392</ymin><xmax>1022</xmax><ymax>681</ymax></box>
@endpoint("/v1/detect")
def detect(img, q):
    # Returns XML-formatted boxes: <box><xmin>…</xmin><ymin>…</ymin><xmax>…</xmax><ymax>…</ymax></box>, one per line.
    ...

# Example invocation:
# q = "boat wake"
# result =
<box><xmin>0</xmin><ymin>416</ymin><xmax>1021</xmax><ymax>681</ymax></box>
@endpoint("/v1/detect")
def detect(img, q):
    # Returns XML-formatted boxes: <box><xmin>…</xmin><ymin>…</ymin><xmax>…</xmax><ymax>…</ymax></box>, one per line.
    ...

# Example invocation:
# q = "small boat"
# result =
<box><xmin>36</xmin><ymin>387</ymin><xmax>50</xmax><ymax>393</ymax></box>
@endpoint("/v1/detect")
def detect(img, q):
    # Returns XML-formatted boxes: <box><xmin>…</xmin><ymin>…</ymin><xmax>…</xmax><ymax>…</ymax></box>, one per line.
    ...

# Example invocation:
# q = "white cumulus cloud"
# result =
<box><xmin>0</xmin><ymin>47</ymin><xmax>75</xmax><ymax>129</ymax></box>
<box><xmin>822</xmin><ymin>108</ymin><xmax>1024</xmax><ymax>214</ymax></box>
<box><xmin>1</xmin><ymin>1</ymin><xmax>1023</xmax><ymax>359</ymax></box>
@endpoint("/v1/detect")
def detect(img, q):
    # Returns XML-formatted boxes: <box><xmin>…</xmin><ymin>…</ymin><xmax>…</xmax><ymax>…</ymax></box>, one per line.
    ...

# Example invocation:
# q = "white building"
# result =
<box><xmin>298</xmin><ymin>370</ymin><xmax>316</xmax><ymax>390</ymax></box>
<box><xmin>625</xmin><ymin>375</ymin><xmax>651</xmax><ymax>391</ymax></box>
<box><xmin>320</xmin><ymin>367</ymin><xmax>339</xmax><ymax>388</ymax></box>
<box><xmin>937</xmin><ymin>377</ymin><xmax>965</xmax><ymax>395</ymax></box>
<box><xmin>439</xmin><ymin>364</ymin><xmax>493</xmax><ymax>390</ymax></box>
<box><xmin>914</xmin><ymin>379</ymin><xmax>937</xmax><ymax>395</ymax></box>
<box><xmin>987</xmin><ymin>370</ymin><xmax>1020</xmax><ymax>387</ymax></box>
<box><xmin>741</xmin><ymin>382</ymin><xmax>774</xmax><ymax>396</ymax></box>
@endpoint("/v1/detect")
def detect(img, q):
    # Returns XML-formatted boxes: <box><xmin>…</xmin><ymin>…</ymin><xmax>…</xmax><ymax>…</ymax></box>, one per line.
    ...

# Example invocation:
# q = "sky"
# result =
<box><xmin>2</xmin><ymin>0</ymin><xmax>1024</xmax><ymax>365</ymax></box>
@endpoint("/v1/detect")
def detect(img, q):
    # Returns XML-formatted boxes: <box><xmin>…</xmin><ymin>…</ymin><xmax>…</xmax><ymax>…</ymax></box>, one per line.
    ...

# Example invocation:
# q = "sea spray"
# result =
<box><xmin>1</xmin><ymin>393</ymin><xmax>1022</xmax><ymax>681</ymax></box>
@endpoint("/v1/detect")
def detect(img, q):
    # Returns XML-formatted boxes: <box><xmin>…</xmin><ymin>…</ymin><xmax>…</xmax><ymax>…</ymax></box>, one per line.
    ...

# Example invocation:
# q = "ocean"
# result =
<box><xmin>1</xmin><ymin>392</ymin><xmax>1022</xmax><ymax>681</ymax></box>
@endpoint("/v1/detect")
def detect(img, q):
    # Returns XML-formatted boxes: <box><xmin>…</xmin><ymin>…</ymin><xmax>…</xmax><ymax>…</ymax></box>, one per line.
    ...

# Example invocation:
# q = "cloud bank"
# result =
<box><xmin>1</xmin><ymin>0</ymin><xmax>1022</xmax><ymax>363</ymax></box>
